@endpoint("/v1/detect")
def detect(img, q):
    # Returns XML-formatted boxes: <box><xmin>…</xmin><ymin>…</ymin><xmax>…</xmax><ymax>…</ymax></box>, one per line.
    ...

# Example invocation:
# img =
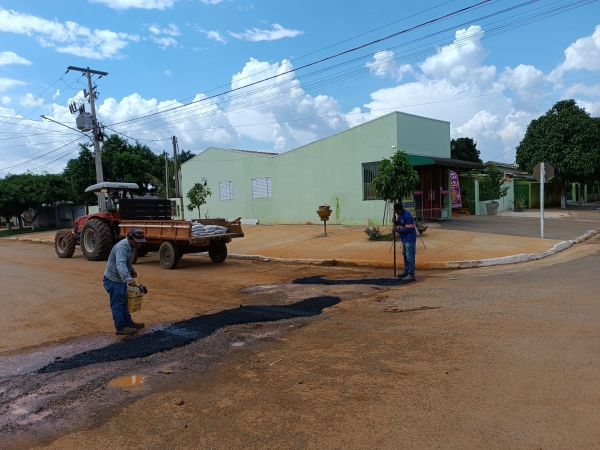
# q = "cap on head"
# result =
<box><xmin>127</xmin><ymin>228</ymin><xmax>147</xmax><ymax>243</ymax></box>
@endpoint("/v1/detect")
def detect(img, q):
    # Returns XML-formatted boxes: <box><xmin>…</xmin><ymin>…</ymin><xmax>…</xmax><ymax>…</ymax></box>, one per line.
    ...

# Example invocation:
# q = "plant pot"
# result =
<box><xmin>486</xmin><ymin>202</ymin><xmax>499</xmax><ymax>215</ymax></box>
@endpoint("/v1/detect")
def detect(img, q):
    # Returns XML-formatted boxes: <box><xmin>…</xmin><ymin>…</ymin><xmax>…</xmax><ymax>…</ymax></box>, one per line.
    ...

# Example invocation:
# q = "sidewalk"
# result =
<box><xmin>5</xmin><ymin>223</ymin><xmax>596</xmax><ymax>270</ymax></box>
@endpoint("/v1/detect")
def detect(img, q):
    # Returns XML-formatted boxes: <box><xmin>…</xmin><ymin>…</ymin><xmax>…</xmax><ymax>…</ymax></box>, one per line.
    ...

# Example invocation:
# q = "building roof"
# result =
<box><xmin>85</xmin><ymin>182</ymin><xmax>139</xmax><ymax>193</ymax></box>
<box><xmin>408</xmin><ymin>155</ymin><xmax>485</xmax><ymax>170</ymax></box>
<box><xmin>217</xmin><ymin>148</ymin><xmax>278</xmax><ymax>156</ymax></box>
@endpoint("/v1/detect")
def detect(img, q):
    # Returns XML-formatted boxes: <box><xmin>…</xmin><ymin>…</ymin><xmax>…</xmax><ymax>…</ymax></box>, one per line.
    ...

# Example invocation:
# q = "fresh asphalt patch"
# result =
<box><xmin>38</xmin><ymin>296</ymin><xmax>340</xmax><ymax>373</ymax></box>
<box><xmin>292</xmin><ymin>275</ymin><xmax>415</xmax><ymax>286</ymax></box>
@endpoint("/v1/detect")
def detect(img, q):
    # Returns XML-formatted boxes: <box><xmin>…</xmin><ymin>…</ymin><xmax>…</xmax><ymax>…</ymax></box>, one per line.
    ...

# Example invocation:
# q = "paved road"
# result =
<box><xmin>442</xmin><ymin>209</ymin><xmax>599</xmax><ymax>240</ymax></box>
<box><xmin>2</xmin><ymin>237</ymin><xmax>600</xmax><ymax>449</ymax></box>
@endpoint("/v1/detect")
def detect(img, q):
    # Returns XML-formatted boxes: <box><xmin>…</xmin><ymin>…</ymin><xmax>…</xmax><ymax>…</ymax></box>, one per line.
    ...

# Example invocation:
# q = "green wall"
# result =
<box><xmin>180</xmin><ymin>112</ymin><xmax>450</xmax><ymax>225</ymax></box>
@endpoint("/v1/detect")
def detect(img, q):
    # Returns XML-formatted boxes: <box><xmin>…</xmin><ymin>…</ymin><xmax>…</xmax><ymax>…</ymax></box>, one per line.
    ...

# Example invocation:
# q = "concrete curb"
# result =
<box><xmin>227</xmin><ymin>227</ymin><xmax>600</xmax><ymax>270</ymax></box>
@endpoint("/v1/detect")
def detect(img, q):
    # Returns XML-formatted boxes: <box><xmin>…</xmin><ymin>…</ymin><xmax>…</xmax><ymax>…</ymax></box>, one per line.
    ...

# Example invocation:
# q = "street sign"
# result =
<box><xmin>533</xmin><ymin>162</ymin><xmax>555</xmax><ymax>182</ymax></box>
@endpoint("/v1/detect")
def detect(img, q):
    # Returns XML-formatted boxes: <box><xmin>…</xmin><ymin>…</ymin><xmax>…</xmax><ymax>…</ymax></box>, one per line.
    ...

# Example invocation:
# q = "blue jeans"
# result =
<box><xmin>103</xmin><ymin>275</ymin><xmax>132</xmax><ymax>330</ymax></box>
<box><xmin>401</xmin><ymin>241</ymin><xmax>416</xmax><ymax>275</ymax></box>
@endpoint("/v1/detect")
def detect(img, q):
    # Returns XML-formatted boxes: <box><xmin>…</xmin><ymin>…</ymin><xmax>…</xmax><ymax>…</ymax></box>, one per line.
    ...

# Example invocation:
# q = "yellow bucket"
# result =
<box><xmin>127</xmin><ymin>290</ymin><xmax>144</xmax><ymax>313</ymax></box>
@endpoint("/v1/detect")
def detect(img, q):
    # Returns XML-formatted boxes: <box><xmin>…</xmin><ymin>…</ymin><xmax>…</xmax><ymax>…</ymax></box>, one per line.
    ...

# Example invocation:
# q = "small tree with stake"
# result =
<box><xmin>371</xmin><ymin>150</ymin><xmax>420</xmax><ymax>220</ymax></box>
<box><xmin>186</xmin><ymin>183</ymin><xmax>212</xmax><ymax>219</ymax></box>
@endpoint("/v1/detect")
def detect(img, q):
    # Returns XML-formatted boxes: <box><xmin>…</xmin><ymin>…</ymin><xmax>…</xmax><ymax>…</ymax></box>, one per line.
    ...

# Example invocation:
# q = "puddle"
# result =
<box><xmin>110</xmin><ymin>375</ymin><xmax>146</xmax><ymax>388</ymax></box>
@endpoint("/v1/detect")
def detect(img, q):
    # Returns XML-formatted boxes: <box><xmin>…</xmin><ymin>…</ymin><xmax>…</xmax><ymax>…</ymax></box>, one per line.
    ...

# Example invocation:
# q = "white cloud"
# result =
<box><xmin>575</xmin><ymin>99</ymin><xmax>600</xmax><ymax>116</ymax></box>
<box><xmin>499</xmin><ymin>64</ymin><xmax>544</xmax><ymax>107</ymax></box>
<box><xmin>89</xmin><ymin>0</ymin><xmax>177</xmax><ymax>10</ymax></box>
<box><xmin>366</xmin><ymin>50</ymin><xmax>412</xmax><ymax>81</ymax></box>
<box><xmin>151</xmin><ymin>36</ymin><xmax>180</xmax><ymax>49</ymax></box>
<box><xmin>0</xmin><ymin>7</ymin><xmax>139</xmax><ymax>59</ymax></box>
<box><xmin>0</xmin><ymin>51</ymin><xmax>32</xmax><ymax>66</ymax></box>
<box><xmin>165</xmin><ymin>70</ymin><xmax>172</xmax><ymax>76</ymax></box>
<box><xmin>1</xmin><ymin>96</ymin><xmax>10</xmax><ymax>105</ymax></box>
<box><xmin>52</xmin><ymin>89</ymin><xmax>60</xmax><ymax>100</ymax></box>
<box><xmin>565</xmin><ymin>83</ymin><xmax>600</xmax><ymax>97</ymax></box>
<box><xmin>0</xmin><ymin>78</ymin><xmax>26</xmax><ymax>92</ymax></box>
<box><xmin>228</xmin><ymin>58</ymin><xmax>347</xmax><ymax>151</ymax></box>
<box><xmin>149</xmin><ymin>23</ymin><xmax>180</xmax><ymax>36</ymax></box>
<box><xmin>199</xmin><ymin>0</ymin><xmax>225</xmax><ymax>4</ymax></box>
<box><xmin>228</xmin><ymin>24</ymin><xmax>303</xmax><ymax>42</ymax></box>
<box><xmin>19</xmin><ymin>93</ymin><xmax>44</xmax><ymax>107</ymax></box>
<box><xmin>197</xmin><ymin>29</ymin><xmax>226</xmax><ymax>44</ymax></box>
<box><xmin>550</xmin><ymin>25</ymin><xmax>600</xmax><ymax>80</ymax></box>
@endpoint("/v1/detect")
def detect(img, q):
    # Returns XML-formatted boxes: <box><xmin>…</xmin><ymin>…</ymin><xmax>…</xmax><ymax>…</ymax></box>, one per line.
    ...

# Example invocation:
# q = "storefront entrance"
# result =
<box><xmin>414</xmin><ymin>165</ymin><xmax>450</xmax><ymax>221</ymax></box>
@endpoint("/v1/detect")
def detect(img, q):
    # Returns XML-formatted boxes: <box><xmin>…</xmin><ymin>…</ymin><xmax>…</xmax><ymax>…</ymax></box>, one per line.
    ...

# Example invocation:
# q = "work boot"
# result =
<box><xmin>398</xmin><ymin>271</ymin><xmax>409</xmax><ymax>279</ymax></box>
<box><xmin>404</xmin><ymin>274</ymin><xmax>417</xmax><ymax>282</ymax></box>
<box><xmin>129</xmin><ymin>321</ymin><xmax>145</xmax><ymax>329</ymax></box>
<box><xmin>115</xmin><ymin>327</ymin><xmax>137</xmax><ymax>336</ymax></box>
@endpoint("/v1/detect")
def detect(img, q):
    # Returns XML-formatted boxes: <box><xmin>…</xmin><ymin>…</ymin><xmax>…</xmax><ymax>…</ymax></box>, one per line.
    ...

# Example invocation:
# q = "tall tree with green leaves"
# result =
<box><xmin>63</xmin><ymin>145</ymin><xmax>97</xmax><ymax>204</ymax></box>
<box><xmin>371</xmin><ymin>151</ymin><xmax>420</xmax><ymax>224</ymax></box>
<box><xmin>516</xmin><ymin>99</ymin><xmax>600</xmax><ymax>209</ymax></box>
<box><xmin>451</xmin><ymin>137</ymin><xmax>482</xmax><ymax>163</ymax></box>
<box><xmin>186</xmin><ymin>183</ymin><xmax>212</xmax><ymax>219</ymax></box>
<box><xmin>0</xmin><ymin>175</ymin><xmax>28</xmax><ymax>229</ymax></box>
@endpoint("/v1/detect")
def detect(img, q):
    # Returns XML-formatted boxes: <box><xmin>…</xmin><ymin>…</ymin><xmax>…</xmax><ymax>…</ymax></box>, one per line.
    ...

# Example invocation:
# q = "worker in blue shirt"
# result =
<box><xmin>392</xmin><ymin>202</ymin><xmax>417</xmax><ymax>281</ymax></box>
<box><xmin>103</xmin><ymin>229</ymin><xmax>147</xmax><ymax>335</ymax></box>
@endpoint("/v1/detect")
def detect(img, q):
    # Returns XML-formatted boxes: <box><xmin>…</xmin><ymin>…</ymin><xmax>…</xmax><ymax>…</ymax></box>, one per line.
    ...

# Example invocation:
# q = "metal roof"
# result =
<box><xmin>408</xmin><ymin>155</ymin><xmax>485</xmax><ymax>170</ymax></box>
<box><xmin>85</xmin><ymin>182</ymin><xmax>140</xmax><ymax>193</ymax></box>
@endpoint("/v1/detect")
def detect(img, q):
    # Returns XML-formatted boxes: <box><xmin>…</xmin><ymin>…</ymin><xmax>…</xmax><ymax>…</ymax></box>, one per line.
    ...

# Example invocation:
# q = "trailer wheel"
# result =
<box><xmin>159</xmin><ymin>241</ymin><xmax>180</xmax><ymax>269</ymax></box>
<box><xmin>209</xmin><ymin>242</ymin><xmax>228</xmax><ymax>263</ymax></box>
<box><xmin>81</xmin><ymin>219</ymin><xmax>113</xmax><ymax>261</ymax></box>
<box><xmin>55</xmin><ymin>229</ymin><xmax>76</xmax><ymax>258</ymax></box>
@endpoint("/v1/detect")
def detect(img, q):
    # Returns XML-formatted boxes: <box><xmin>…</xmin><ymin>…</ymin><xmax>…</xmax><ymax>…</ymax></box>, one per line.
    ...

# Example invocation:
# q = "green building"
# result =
<box><xmin>179</xmin><ymin>112</ymin><xmax>483</xmax><ymax>225</ymax></box>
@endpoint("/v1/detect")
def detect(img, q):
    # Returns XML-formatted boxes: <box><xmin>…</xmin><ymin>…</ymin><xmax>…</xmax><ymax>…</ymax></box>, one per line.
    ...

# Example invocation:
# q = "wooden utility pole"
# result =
<box><xmin>67</xmin><ymin>66</ymin><xmax>108</xmax><ymax>211</ymax></box>
<box><xmin>164</xmin><ymin>151</ymin><xmax>169</xmax><ymax>198</ymax></box>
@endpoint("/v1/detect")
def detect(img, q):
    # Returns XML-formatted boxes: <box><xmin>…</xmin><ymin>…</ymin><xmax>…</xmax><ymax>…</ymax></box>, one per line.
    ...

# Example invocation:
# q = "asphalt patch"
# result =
<box><xmin>38</xmin><ymin>296</ymin><xmax>340</xmax><ymax>373</ymax></box>
<box><xmin>292</xmin><ymin>276</ymin><xmax>414</xmax><ymax>287</ymax></box>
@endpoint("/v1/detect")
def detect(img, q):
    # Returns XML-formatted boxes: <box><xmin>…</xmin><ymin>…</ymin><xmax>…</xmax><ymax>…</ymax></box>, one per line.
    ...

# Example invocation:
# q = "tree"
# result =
<box><xmin>371</xmin><ymin>151</ymin><xmax>420</xmax><ymax>224</ymax></box>
<box><xmin>0</xmin><ymin>173</ymin><xmax>75</xmax><ymax>229</ymax></box>
<box><xmin>63</xmin><ymin>145</ymin><xmax>97</xmax><ymax>204</ymax></box>
<box><xmin>178</xmin><ymin>150</ymin><xmax>196</xmax><ymax>165</ymax></box>
<box><xmin>186</xmin><ymin>183</ymin><xmax>212</xmax><ymax>219</ymax></box>
<box><xmin>516</xmin><ymin>99</ymin><xmax>600</xmax><ymax>209</ymax></box>
<box><xmin>451</xmin><ymin>137</ymin><xmax>482</xmax><ymax>163</ymax></box>
<box><xmin>483</xmin><ymin>163</ymin><xmax>509</xmax><ymax>202</ymax></box>
<box><xmin>0</xmin><ymin>175</ymin><xmax>28</xmax><ymax>230</ymax></box>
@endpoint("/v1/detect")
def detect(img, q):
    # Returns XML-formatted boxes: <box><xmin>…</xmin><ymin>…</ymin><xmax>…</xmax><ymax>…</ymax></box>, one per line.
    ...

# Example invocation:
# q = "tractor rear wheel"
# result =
<box><xmin>159</xmin><ymin>241</ymin><xmax>180</xmax><ymax>270</ymax></box>
<box><xmin>81</xmin><ymin>219</ymin><xmax>113</xmax><ymax>261</ymax></box>
<box><xmin>208</xmin><ymin>242</ymin><xmax>228</xmax><ymax>263</ymax></box>
<box><xmin>54</xmin><ymin>229</ymin><xmax>76</xmax><ymax>258</ymax></box>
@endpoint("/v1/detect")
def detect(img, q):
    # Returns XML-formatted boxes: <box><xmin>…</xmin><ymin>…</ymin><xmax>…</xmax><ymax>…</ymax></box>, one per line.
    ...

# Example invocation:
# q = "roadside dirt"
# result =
<box><xmin>1</xmin><ymin>237</ymin><xmax>600</xmax><ymax>449</ymax></box>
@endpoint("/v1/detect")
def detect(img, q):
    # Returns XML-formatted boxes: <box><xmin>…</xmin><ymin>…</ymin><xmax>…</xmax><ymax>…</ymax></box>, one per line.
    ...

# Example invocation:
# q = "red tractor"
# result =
<box><xmin>54</xmin><ymin>182</ymin><xmax>146</xmax><ymax>261</ymax></box>
<box><xmin>54</xmin><ymin>182</ymin><xmax>244</xmax><ymax>269</ymax></box>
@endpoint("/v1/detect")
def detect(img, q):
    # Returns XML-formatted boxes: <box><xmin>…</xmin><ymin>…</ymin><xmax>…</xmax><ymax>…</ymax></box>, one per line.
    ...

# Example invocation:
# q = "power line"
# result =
<box><xmin>109</xmin><ymin>0</ymin><xmax>494</xmax><ymax>128</ymax></box>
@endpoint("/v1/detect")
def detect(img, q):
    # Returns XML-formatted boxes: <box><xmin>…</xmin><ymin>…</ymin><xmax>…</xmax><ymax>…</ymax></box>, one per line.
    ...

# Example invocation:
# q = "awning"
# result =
<box><xmin>408</xmin><ymin>155</ymin><xmax>484</xmax><ymax>170</ymax></box>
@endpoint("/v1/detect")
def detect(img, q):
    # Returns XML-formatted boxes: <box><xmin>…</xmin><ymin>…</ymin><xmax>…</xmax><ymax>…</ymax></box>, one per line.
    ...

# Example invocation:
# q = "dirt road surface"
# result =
<box><xmin>1</xmin><ymin>237</ymin><xmax>600</xmax><ymax>449</ymax></box>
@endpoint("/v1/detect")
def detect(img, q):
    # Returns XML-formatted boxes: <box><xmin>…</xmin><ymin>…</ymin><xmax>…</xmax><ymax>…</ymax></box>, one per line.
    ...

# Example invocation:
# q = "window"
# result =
<box><xmin>363</xmin><ymin>161</ymin><xmax>381</xmax><ymax>200</ymax></box>
<box><xmin>219</xmin><ymin>181</ymin><xmax>233</xmax><ymax>200</ymax></box>
<box><xmin>252</xmin><ymin>177</ymin><xmax>272</xmax><ymax>198</ymax></box>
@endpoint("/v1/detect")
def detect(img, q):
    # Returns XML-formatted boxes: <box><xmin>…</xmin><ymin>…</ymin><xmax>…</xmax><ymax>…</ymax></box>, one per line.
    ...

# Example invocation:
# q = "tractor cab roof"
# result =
<box><xmin>85</xmin><ymin>182</ymin><xmax>140</xmax><ymax>193</ymax></box>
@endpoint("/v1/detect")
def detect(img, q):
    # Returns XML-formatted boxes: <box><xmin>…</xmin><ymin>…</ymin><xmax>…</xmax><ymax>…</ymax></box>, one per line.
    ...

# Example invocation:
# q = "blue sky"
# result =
<box><xmin>1</xmin><ymin>0</ymin><xmax>599</xmax><ymax>176</ymax></box>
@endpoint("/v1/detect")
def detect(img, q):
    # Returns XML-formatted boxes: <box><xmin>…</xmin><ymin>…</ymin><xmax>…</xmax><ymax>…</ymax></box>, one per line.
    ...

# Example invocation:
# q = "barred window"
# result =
<box><xmin>363</xmin><ymin>161</ymin><xmax>381</xmax><ymax>200</ymax></box>
<box><xmin>251</xmin><ymin>177</ymin><xmax>272</xmax><ymax>199</ymax></box>
<box><xmin>219</xmin><ymin>181</ymin><xmax>233</xmax><ymax>200</ymax></box>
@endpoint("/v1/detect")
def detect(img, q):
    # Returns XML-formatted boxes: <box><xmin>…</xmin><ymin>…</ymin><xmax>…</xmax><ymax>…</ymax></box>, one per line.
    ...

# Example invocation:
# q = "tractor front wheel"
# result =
<box><xmin>55</xmin><ymin>229</ymin><xmax>76</xmax><ymax>258</ymax></box>
<box><xmin>159</xmin><ymin>241</ymin><xmax>180</xmax><ymax>270</ymax></box>
<box><xmin>81</xmin><ymin>219</ymin><xmax>113</xmax><ymax>261</ymax></box>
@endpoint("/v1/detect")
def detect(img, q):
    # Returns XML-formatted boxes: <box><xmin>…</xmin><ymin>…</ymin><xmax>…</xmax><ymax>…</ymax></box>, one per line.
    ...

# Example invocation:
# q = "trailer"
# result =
<box><xmin>119</xmin><ymin>218</ymin><xmax>244</xmax><ymax>269</ymax></box>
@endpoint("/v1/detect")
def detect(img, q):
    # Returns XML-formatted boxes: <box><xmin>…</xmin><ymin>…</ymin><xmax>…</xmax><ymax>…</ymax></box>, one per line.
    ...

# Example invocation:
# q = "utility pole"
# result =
<box><xmin>164</xmin><ymin>152</ymin><xmax>169</xmax><ymax>198</ymax></box>
<box><xmin>67</xmin><ymin>66</ymin><xmax>108</xmax><ymax>211</ymax></box>
<box><xmin>172</xmin><ymin>136</ymin><xmax>180</xmax><ymax>198</ymax></box>
<box><xmin>172</xmin><ymin>135</ymin><xmax>184</xmax><ymax>219</ymax></box>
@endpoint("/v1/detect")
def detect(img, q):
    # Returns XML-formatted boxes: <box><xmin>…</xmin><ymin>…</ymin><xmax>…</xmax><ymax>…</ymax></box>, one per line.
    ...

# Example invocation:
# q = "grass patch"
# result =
<box><xmin>0</xmin><ymin>227</ymin><xmax>58</xmax><ymax>238</ymax></box>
